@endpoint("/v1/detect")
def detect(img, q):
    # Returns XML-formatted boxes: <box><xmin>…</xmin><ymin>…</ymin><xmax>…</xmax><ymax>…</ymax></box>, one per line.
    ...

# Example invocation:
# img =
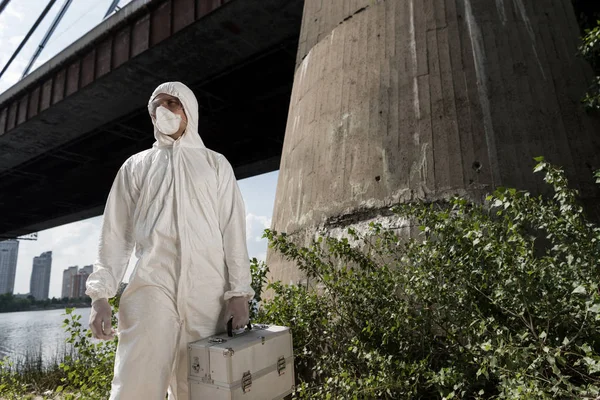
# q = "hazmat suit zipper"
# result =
<box><xmin>172</xmin><ymin>140</ymin><xmax>186</xmax><ymax>322</ymax></box>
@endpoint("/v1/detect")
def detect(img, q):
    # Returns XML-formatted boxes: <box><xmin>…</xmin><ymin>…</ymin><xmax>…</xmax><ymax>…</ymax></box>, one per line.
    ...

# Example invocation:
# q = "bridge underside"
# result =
<box><xmin>0</xmin><ymin>0</ymin><xmax>304</xmax><ymax>239</ymax></box>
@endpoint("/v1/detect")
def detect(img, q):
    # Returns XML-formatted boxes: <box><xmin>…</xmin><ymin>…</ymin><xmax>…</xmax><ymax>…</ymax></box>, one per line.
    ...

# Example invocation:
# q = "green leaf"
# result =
<box><xmin>533</xmin><ymin>163</ymin><xmax>545</xmax><ymax>173</ymax></box>
<box><xmin>572</xmin><ymin>285</ymin><xmax>587</xmax><ymax>295</ymax></box>
<box><xmin>480</xmin><ymin>341</ymin><xmax>493</xmax><ymax>352</ymax></box>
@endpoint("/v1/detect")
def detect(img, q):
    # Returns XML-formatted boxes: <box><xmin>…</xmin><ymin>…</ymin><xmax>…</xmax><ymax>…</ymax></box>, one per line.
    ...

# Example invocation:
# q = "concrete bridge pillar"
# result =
<box><xmin>268</xmin><ymin>0</ymin><xmax>600</xmax><ymax>285</ymax></box>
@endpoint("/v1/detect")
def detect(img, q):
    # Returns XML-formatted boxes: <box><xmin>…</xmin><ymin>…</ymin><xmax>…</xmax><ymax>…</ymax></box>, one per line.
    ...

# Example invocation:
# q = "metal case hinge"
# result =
<box><xmin>242</xmin><ymin>371</ymin><xmax>252</xmax><ymax>393</ymax></box>
<box><xmin>277</xmin><ymin>356</ymin><xmax>286</xmax><ymax>375</ymax></box>
<box><xmin>192</xmin><ymin>356</ymin><xmax>201</xmax><ymax>374</ymax></box>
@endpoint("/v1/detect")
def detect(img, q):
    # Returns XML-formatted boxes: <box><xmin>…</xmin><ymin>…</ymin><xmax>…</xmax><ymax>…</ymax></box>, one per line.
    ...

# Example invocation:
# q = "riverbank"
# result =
<box><xmin>0</xmin><ymin>347</ymin><xmax>73</xmax><ymax>399</ymax></box>
<box><xmin>0</xmin><ymin>293</ymin><xmax>92</xmax><ymax>313</ymax></box>
<box><xmin>0</xmin><ymin>304</ymin><xmax>90</xmax><ymax>314</ymax></box>
<box><xmin>0</xmin><ymin>308</ymin><xmax>109</xmax><ymax>399</ymax></box>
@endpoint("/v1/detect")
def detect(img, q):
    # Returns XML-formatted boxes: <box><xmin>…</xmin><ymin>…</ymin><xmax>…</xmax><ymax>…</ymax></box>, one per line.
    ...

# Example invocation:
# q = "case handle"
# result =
<box><xmin>227</xmin><ymin>317</ymin><xmax>253</xmax><ymax>337</ymax></box>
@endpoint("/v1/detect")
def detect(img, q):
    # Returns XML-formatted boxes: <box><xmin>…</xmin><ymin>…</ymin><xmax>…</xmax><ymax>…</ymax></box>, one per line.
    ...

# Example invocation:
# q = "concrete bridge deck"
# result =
<box><xmin>0</xmin><ymin>0</ymin><xmax>304</xmax><ymax>239</ymax></box>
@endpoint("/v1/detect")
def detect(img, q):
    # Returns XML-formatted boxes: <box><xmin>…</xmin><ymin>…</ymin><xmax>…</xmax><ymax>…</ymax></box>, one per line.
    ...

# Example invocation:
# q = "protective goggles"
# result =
<box><xmin>149</xmin><ymin>96</ymin><xmax>183</xmax><ymax>116</ymax></box>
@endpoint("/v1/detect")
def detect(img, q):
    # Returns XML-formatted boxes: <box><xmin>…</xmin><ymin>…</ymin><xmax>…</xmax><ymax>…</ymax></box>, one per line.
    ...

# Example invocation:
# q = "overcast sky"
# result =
<box><xmin>0</xmin><ymin>0</ymin><xmax>279</xmax><ymax>298</ymax></box>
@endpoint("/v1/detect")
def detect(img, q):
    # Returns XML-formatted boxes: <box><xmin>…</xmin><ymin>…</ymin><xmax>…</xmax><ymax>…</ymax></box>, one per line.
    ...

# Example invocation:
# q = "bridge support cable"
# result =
<box><xmin>0</xmin><ymin>0</ymin><xmax>57</xmax><ymax>80</ymax></box>
<box><xmin>0</xmin><ymin>0</ymin><xmax>11</xmax><ymax>17</ymax></box>
<box><xmin>103</xmin><ymin>0</ymin><xmax>121</xmax><ymax>19</ymax></box>
<box><xmin>21</xmin><ymin>0</ymin><xmax>73</xmax><ymax>79</ymax></box>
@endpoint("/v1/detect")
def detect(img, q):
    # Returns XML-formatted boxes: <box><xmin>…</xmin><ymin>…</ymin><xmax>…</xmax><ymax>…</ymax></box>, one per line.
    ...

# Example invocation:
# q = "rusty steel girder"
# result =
<box><xmin>0</xmin><ymin>0</ymin><xmax>231</xmax><ymax>136</ymax></box>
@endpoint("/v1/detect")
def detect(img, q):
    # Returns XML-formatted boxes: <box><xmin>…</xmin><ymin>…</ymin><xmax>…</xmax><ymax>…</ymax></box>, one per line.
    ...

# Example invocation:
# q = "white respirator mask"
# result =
<box><xmin>154</xmin><ymin>106</ymin><xmax>182</xmax><ymax>136</ymax></box>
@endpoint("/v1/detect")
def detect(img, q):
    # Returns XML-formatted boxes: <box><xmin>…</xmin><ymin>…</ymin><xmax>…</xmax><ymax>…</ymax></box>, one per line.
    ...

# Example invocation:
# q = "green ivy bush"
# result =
<box><xmin>258</xmin><ymin>159</ymin><xmax>600</xmax><ymax>399</ymax></box>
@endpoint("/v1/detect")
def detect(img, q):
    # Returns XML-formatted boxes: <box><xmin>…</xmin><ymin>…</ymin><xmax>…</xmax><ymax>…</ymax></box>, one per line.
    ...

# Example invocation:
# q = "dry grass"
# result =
<box><xmin>0</xmin><ymin>344</ymin><xmax>78</xmax><ymax>398</ymax></box>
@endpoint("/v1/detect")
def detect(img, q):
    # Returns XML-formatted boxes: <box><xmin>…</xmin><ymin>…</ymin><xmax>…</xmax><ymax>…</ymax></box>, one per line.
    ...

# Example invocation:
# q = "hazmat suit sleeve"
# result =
<box><xmin>85</xmin><ymin>160</ymin><xmax>138</xmax><ymax>302</ymax></box>
<box><xmin>217</xmin><ymin>156</ymin><xmax>255</xmax><ymax>302</ymax></box>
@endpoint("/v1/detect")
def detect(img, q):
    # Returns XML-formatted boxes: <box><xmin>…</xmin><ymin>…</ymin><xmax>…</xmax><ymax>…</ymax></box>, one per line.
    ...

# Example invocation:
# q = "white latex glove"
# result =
<box><xmin>224</xmin><ymin>297</ymin><xmax>250</xmax><ymax>330</ymax></box>
<box><xmin>89</xmin><ymin>298</ymin><xmax>115</xmax><ymax>340</ymax></box>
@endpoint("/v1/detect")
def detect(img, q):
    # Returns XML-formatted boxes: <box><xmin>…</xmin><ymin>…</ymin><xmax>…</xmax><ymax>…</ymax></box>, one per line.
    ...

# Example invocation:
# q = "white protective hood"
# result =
<box><xmin>149</xmin><ymin>81</ymin><xmax>206</xmax><ymax>149</ymax></box>
<box><xmin>86</xmin><ymin>82</ymin><xmax>255</xmax><ymax>399</ymax></box>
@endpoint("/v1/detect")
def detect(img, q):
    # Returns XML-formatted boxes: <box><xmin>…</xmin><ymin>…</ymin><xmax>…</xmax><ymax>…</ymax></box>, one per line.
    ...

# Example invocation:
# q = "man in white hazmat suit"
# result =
<box><xmin>85</xmin><ymin>81</ymin><xmax>255</xmax><ymax>399</ymax></box>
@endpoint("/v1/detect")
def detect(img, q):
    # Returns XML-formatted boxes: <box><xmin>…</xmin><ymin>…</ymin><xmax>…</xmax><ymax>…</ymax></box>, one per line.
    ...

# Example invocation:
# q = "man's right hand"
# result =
<box><xmin>89</xmin><ymin>298</ymin><xmax>115</xmax><ymax>340</ymax></box>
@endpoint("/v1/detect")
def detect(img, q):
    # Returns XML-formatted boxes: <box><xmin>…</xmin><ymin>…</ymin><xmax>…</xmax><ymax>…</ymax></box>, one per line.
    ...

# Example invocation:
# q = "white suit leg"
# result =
<box><xmin>110</xmin><ymin>286</ymin><xmax>180</xmax><ymax>400</ymax></box>
<box><xmin>168</xmin><ymin>310</ymin><xmax>224</xmax><ymax>399</ymax></box>
<box><xmin>167</xmin><ymin>328</ymin><xmax>198</xmax><ymax>399</ymax></box>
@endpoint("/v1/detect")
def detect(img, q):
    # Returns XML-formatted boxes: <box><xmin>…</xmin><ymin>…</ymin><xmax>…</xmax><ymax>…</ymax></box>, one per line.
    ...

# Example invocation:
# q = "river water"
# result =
<box><xmin>0</xmin><ymin>307</ymin><xmax>91</xmax><ymax>366</ymax></box>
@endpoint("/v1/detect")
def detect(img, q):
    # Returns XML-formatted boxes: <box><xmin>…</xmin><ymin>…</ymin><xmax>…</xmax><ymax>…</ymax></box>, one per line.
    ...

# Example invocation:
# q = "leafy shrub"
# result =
<box><xmin>250</xmin><ymin>257</ymin><xmax>269</xmax><ymax>321</ymax></box>
<box><xmin>580</xmin><ymin>21</ymin><xmax>600</xmax><ymax>110</ymax></box>
<box><xmin>55</xmin><ymin>297</ymin><xmax>120</xmax><ymax>399</ymax></box>
<box><xmin>4</xmin><ymin>159</ymin><xmax>600</xmax><ymax>399</ymax></box>
<box><xmin>258</xmin><ymin>159</ymin><xmax>600</xmax><ymax>399</ymax></box>
<box><xmin>0</xmin><ymin>358</ymin><xmax>30</xmax><ymax>399</ymax></box>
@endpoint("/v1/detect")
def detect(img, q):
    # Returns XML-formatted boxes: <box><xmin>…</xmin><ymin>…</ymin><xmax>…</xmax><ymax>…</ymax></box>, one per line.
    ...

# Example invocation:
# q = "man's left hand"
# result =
<box><xmin>224</xmin><ymin>297</ymin><xmax>250</xmax><ymax>330</ymax></box>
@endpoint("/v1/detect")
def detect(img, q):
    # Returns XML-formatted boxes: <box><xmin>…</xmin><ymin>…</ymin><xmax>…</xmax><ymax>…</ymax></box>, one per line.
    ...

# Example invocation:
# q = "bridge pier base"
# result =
<box><xmin>267</xmin><ymin>0</ymin><xmax>600</xmax><ymax>286</ymax></box>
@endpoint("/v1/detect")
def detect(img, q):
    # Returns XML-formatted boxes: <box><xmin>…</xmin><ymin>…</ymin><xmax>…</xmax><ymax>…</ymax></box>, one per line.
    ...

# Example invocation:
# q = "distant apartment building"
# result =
<box><xmin>71</xmin><ymin>273</ymin><xmax>88</xmax><ymax>298</ymax></box>
<box><xmin>0</xmin><ymin>240</ymin><xmax>19</xmax><ymax>295</ymax></box>
<box><xmin>30</xmin><ymin>251</ymin><xmax>52</xmax><ymax>300</ymax></box>
<box><xmin>80</xmin><ymin>265</ymin><xmax>93</xmax><ymax>276</ymax></box>
<box><xmin>61</xmin><ymin>266</ymin><xmax>78</xmax><ymax>299</ymax></box>
<box><xmin>76</xmin><ymin>265</ymin><xmax>94</xmax><ymax>298</ymax></box>
<box><xmin>61</xmin><ymin>265</ymin><xmax>94</xmax><ymax>299</ymax></box>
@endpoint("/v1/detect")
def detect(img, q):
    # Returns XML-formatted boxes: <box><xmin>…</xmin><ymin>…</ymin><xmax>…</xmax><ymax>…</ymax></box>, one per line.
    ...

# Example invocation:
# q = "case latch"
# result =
<box><xmin>242</xmin><ymin>371</ymin><xmax>252</xmax><ymax>393</ymax></box>
<box><xmin>277</xmin><ymin>356</ymin><xmax>286</xmax><ymax>375</ymax></box>
<box><xmin>192</xmin><ymin>356</ymin><xmax>201</xmax><ymax>374</ymax></box>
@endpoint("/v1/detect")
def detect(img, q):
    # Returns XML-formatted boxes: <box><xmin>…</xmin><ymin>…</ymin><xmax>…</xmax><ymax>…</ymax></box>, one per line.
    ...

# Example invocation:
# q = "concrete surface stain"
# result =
<box><xmin>513</xmin><ymin>0</ymin><xmax>546</xmax><ymax>80</ymax></box>
<box><xmin>495</xmin><ymin>0</ymin><xmax>507</xmax><ymax>25</ymax></box>
<box><xmin>464</xmin><ymin>0</ymin><xmax>499</xmax><ymax>185</ymax></box>
<box><xmin>409</xmin><ymin>0</ymin><xmax>420</xmax><ymax>122</ymax></box>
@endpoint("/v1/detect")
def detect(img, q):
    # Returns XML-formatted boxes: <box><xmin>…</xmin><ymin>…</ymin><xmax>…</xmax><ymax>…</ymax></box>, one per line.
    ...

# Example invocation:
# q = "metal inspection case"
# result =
<box><xmin>188</xmin><ymin>324</ymin><xmax>294</xmax><ymax>400</ymax></box>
